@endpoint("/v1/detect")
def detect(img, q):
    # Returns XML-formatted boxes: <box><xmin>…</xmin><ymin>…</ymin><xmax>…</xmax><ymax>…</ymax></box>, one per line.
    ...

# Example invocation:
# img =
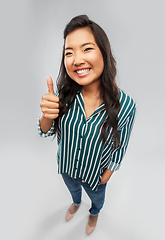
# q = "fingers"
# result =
<box><xmin>42</xmin><ymin>113</ymin><xmax>59</xmax><ymax>119</ymax></box>
<box><xmin>47</xmin><ymin>76</ymin><xmax>55</xmax><ymax>95</ymax></box>
<box><xmin>40</xmin><ymin>97</ymin><xmax>59</xmax><ymax>118</ymax></box>
<box><xmin>42</xmin><ymin>93</ymin><xmax>59</xmax><ymax>103</ymax></box>
<box><xmin>40</xmin><ymin>99</ymin><xmax>59</xmax><ymax>110</ymax></box>
<box><xmin>41</xmin><ymin>107</ymin><xmax>60</xmax><ymax>119</ymax></box>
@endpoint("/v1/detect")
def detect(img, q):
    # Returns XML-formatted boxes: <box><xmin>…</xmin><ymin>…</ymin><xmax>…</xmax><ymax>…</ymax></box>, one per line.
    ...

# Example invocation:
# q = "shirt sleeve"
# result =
<box><xmin>107</xmin><ymin>105</ymin><xmax>136</xmax><ymax>171</ymax></box>
<box><xmin>37</xmin><ymin>118</ymin><xmax>55</xmax><ymax>138</ymax></box>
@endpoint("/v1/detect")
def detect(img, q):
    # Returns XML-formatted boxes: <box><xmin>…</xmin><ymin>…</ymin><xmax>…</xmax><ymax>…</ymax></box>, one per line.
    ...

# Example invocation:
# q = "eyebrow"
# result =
<box><xmin>65</xmin><ymin>42</ymin><xmax>96</xmax><ymax>50</ymax></box>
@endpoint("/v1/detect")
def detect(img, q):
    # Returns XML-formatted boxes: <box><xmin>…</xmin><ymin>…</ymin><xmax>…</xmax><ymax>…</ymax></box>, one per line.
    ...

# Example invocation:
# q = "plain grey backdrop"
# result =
<box><xmin>0</xmin><ymin>0</ymin><xmax>164</xmax><ymax>239</ymax></box>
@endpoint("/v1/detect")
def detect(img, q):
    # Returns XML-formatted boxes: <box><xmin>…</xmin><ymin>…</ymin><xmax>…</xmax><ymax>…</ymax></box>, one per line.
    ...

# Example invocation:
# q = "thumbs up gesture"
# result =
<box><xmin>40</xmin><ymin>76</ymin><xmax>59</xmax><ymax>120</ymax></box>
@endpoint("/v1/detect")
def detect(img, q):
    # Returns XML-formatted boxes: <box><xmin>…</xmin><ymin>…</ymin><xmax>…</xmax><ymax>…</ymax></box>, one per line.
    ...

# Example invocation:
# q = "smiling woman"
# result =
<box><xmin>64</xmin><ymin>28</ymin><xmax>104</xmax><ymax>89</ymax></box>
<box><xmin>38</xmin><ymin>15</ymin><xmax>136</xmax><ymax>235</ymax></box>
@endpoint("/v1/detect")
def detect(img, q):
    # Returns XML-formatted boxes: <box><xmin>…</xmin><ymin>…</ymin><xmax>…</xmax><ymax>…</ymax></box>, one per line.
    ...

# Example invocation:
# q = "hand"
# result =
<box><xmin>98</xmin><ymin>169</ymin><xmax>113</xmax><ymax>185</ymax></box>
<box><xmin>40</xmin><ymin>76</ymin><xmax>60</xmax><ymax>120</ymax></box>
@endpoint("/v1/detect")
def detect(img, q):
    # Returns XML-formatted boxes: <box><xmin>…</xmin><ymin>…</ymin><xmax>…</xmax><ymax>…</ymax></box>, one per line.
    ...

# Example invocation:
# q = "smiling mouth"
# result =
<box><xmin>75</xmin><ymin>68</ymin><xmax>90</xmax><ymax>75</ymax></box>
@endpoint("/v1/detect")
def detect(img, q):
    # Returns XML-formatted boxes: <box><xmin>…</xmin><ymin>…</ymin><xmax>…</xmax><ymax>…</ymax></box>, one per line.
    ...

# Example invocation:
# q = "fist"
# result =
<box><xmin>40</xmin><ymin>76</ymin><xmax>59</xmax><ymax>119</ymax></box>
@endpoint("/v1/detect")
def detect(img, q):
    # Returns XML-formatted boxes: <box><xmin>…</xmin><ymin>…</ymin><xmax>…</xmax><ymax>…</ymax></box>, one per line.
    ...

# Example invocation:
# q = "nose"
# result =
<box><xmin>73</xmin><ymin>52</ymin><xmax>84</xmax><ymax>66</ymax></box>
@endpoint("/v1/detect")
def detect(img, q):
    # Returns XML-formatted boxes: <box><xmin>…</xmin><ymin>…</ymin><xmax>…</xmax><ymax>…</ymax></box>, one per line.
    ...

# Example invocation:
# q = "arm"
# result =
<box><xmin>39</xmin><ymin>76</ymin><xmax>59</xmax><ymax>134</ymax></box>
<box><xmin>108</xmin><ymin>107</ymin><xmax>136</xmax><ymax>171</ymax></box>
<box><xmin>99</xmin><ymin>102</ymin><xmax>136</xmax><ymax>184</ymax></box>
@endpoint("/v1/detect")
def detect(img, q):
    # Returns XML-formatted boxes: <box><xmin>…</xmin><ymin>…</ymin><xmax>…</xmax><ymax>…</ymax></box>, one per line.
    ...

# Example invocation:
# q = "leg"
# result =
<box><xmin>61</xmin><ymin>173</ymin><xmax>82</xmax><ymax>206</ymax></box>
<box><xmin>82</xmin><ymin>182</ymin><xmax>107</xmax><ymax>216</ymax></box>
<box><xmin>62</xmin><ymin>173</ymin><xmax>82</xmax><ymax>221</ymax></box>
<box><xmin>82</xmin><ymin>182</ymin><xmax>107</xmax><ymax>235</ymax></box>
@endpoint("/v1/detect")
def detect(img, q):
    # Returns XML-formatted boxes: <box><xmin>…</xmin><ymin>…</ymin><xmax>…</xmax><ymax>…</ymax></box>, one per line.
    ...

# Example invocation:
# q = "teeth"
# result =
<box><xmin>76</xmin><ymin>69</ymin><xmax>90</xmax><ymax>74</ymax></box>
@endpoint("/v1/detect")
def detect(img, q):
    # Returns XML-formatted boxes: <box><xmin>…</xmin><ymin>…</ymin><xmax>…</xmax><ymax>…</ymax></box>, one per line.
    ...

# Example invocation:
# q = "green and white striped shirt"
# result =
<box><xmin>38</xmin><ymin>89</ymin><xmax>136</xmax><ymax>191</ymax></box>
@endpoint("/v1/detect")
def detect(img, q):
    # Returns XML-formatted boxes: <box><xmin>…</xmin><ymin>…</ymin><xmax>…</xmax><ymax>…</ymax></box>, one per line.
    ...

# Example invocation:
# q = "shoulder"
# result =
<box><xmin>119</xmin><ymin>89</ymin><xmax>136</xmax><ymax>113</ymax></box>
<box><xmin>118</xmin><ymin>89</ymin><xmax>136</xmax><ymax>128</ymax></box>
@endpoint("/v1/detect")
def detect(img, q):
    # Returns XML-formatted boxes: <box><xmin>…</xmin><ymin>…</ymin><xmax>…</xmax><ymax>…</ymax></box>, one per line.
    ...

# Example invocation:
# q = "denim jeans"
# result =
<box><xmin>61</xmin><ymin>173</ymin><xmax>107</xmax><ymax>216</ymax></box>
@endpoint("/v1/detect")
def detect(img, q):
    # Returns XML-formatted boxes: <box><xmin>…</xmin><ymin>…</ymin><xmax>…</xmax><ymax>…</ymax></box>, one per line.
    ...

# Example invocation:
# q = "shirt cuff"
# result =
<box><xmin>107</xmin><ymin>160</ymin><xmax>120</xmax><ymax>171</ymax></box>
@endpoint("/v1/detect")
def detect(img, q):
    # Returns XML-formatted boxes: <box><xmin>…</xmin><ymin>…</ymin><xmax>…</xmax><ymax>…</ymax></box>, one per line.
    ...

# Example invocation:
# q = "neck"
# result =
<box><xmin>81</xmin><ymin>81</ymin><xmax>102</xmax><ymax>99</ymax></box>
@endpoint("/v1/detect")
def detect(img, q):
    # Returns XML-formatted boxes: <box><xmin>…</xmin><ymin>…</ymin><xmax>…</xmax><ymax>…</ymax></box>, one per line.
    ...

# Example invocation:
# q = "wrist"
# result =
<box><xmin>99</xmin><ymin>176</ymin><xmax>106</xmax><ymax>185</ymax></box>
<box><xmin>40</xmin><ymin>115</ymin><xmax>53</xmax><ymax>133</ymax></box>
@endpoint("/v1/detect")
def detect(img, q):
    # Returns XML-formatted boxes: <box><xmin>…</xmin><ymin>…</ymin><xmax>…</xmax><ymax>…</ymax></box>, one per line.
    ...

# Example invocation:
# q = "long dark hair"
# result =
<box><xmin>55</xmin><ymin>15</ymin><xmax>120</xmax><ymax>148</ymax></box>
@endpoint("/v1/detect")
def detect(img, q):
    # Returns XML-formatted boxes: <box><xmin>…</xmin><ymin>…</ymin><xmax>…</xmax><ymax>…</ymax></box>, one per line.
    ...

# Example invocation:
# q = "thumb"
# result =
<box><xmin>47</xmin><ymin>76</ymin><xmax>55</xmax><ymax>94</ymax></box>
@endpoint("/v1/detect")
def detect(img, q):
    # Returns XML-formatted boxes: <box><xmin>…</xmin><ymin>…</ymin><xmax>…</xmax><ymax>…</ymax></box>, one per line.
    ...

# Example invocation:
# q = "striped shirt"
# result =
<box><xmin>38</xmin><ymin>89</ymin><xmax>136</xmax><ymax>191</ymax></box>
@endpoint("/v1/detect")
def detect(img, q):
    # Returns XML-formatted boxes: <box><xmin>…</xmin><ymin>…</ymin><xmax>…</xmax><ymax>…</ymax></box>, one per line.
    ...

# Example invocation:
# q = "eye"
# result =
<box><xmin>84</xmin><ymin>47</ymin><xmax>93</xmax><ymax>52</ymax></box>
<box><xmin>65</xmin><ymin>52</ymin><xmax>73</xmax><ymax>56</ymax></box>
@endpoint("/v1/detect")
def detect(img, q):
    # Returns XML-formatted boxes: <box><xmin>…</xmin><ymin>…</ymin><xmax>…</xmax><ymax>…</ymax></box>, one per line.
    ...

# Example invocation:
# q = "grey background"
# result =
<box><xmin>0</xmin><ymin>0</ymin><xmax>164</xmax><ymax>239</ymax></box>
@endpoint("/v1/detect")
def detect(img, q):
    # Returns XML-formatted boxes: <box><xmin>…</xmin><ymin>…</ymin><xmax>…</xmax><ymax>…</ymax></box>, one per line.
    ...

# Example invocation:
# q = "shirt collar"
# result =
<box><xmin>76</xmin><ymin>89</ymin><xmax>105</xmax><ymax>122</ymax></box>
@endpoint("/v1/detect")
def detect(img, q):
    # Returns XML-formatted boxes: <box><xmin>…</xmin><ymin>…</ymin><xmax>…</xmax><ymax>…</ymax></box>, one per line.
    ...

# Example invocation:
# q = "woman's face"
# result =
<box><xmin>64</xmin><ymin>27</ymin><xmax>104</xmax><ymax>88</ymax></box>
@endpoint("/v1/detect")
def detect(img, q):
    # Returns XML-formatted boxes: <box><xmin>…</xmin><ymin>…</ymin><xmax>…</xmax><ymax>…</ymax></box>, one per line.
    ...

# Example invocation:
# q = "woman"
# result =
<box><xmin>38</xmin><ymin>15</ymin><xmax>136</xmax><ymax>235</ymax></box>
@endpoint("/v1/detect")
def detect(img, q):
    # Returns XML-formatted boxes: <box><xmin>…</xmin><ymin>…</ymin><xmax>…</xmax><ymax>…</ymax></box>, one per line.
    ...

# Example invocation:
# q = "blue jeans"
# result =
<box><xmin>61</xmin><ymin>173</ymin><xmax>107</xmax><ymax>216</ymax></box>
